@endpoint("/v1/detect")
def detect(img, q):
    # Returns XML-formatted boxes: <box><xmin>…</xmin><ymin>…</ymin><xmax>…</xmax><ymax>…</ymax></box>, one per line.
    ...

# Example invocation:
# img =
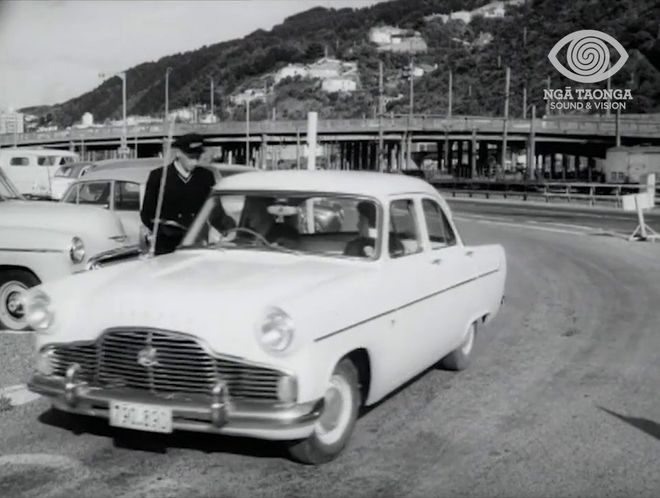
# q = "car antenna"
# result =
<box><xmin>147</xmin><ymin>118</ymin><xmax>176</xmax><ymax>258</ymax></box>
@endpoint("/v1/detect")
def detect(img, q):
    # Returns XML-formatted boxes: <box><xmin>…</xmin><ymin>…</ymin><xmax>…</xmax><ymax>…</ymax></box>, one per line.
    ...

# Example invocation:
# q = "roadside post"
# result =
<box><xmin>306</xmin><ymin>112</ymin><xmax>318</xmax><ymax>233</ymax></box>
<box><xmin>623</xmin><ymin>173</ymin><xmax>658</xmax><ymax>242</ymax></box>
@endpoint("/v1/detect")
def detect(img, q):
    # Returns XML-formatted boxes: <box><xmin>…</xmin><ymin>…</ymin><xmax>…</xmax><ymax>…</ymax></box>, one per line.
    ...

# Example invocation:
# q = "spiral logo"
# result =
<box><xmin>548</xmin><ymin>30</ymin><xmax>628</xmax><ymax>84</ymax></box>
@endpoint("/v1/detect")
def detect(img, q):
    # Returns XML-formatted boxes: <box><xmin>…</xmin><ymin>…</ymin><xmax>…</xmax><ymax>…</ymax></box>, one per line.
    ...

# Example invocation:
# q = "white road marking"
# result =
<box><xmin>455</xmin><ymin>215</ymin><xmax>589</xmax><ymax>236</ymax></box>
<box><xmin>0</xmin><ymin>383</ymin><xmax>40</xmax><ymax>406</ymax></box>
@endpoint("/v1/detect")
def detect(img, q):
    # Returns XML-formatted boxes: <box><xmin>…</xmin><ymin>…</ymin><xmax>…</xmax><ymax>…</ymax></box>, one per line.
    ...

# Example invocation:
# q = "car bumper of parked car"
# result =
<box><xmin>28</xmin><ymin>373</ymin><xmax>323</xmax><ymax>441</ymax></box>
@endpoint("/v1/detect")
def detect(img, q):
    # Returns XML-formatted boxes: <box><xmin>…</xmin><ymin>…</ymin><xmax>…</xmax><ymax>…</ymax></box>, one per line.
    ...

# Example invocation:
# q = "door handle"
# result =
<box><xmin>431</xmin><ymin>258</ymin><xmax>442</xmax><ymax>265</ymax></box>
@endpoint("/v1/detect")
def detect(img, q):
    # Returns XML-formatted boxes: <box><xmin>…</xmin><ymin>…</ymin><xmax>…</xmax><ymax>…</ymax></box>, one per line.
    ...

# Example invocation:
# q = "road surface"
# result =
<box><xmin>1</xmin><ymin>217</ymin><xmax>659</xmax><ymax>497</ymax></box>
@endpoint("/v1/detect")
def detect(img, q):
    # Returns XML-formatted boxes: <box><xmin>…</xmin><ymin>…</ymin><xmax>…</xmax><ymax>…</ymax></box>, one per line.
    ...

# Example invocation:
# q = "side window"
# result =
<box><xmin>10</xmin><ymin>157</ymin><xmax>29</xmax><ymax>166</ymax></box>
<box><xmin>114</xmin><ymin>181</ymin><xmax>141</xmax><ymax>211</ymax></box>
<box><xmin>62</xmin><ymin>184</ymin><xmax>79</xmax><ymax>204</ymax></box>
<box><xmin>389</xmin><ymin>199</ymin><xmax>422</xmax><ymax>257</ymax></box>
<box><xmin>422</xmin><ymin>199</ymin><xmax>457</xmax><ymax>249</ymax></box>
<box><xmin>77</xmin><ymin>181</ymin><xmax>111</xmax><ymax>207</ymax></box>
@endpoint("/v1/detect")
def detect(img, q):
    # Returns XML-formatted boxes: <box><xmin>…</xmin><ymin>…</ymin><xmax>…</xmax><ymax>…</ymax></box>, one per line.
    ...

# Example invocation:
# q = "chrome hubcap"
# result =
<box><xmin>315</xmin><ymin>374</ymin><xmax>352</xmax><ymax>445</ymax></box>
<box><xmin>0</xmin><ymin>281</ymin><xmax>28</xmax><ymax>330</ymax></box>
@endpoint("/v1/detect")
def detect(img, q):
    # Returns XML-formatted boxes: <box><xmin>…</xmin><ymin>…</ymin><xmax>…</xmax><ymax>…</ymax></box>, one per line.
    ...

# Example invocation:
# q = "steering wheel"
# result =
<box><xmin>220</xmin><ymin>227</ymin><xmax>271</xmax><ymax>247</ymax></box>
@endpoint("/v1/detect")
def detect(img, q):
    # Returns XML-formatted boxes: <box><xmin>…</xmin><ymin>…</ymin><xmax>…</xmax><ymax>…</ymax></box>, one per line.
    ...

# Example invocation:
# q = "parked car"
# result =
<box><xmin>0</xmin><ymin>148</ymin><xmax>79</xmax><ymax>198</ymax></box>
<box><xmin>50</xmin><ymin>161</ymin><xmax>97</xmax><ymax>200</ymax></box>
<box><xmin>59</xmin><ymin>159</ymin><xmax>252</xmax><ymax>246</ymax></box>
<box><xmin>0</xmin><ymin>167</ymin><xmax>130</xmax><ymax>330</ymax></box>
<box><xmin>26</xmin><ymin>170</ymin><xmax>506</xmax><ymax>463</ymax></box>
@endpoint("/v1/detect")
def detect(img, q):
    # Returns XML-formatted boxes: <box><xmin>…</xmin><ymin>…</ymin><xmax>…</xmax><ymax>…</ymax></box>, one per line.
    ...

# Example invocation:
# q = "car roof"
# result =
<box><xmin>214</xmin><ymin>170</ymin><xmax>439</xmax><ymax>199</ymax></box>
<box><xmin>72</xmin><ymin>160</ymin><xmax>256</xmax><ymax>185</ymax></box>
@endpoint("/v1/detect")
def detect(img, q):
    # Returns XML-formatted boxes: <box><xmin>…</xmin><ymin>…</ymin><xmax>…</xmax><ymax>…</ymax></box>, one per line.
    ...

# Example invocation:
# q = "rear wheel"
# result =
<box><xmin>440</xmin><ymin>322</ymin><xmax>477</xmax><ymax>371</ymax></box>
<box><xmin>0</xmin><ymin>270</ymin><xmax>40</xmax><ymax>331</ymax></box>
<box><xmin>288</xmin><ymin>359</ymin><xmax>360</xmax><ymax>465</ymax></box>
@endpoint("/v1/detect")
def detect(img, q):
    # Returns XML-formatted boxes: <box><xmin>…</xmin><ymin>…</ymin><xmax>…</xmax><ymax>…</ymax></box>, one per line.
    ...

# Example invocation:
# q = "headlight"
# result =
<box><xmin>25</xmin><ymin>290</ymin><xmax>55</xmax><ymax>331</ymax></box>
<box><xmin>69</xmin><ymin>237</ymin><xmax>85</xmax><ymax>263</ymax></box>
<box><xmin>37</xmin><ymin>348</ymin><xmax>56</xmax><ymax>375</ymax></box>
<box><xmin>257</xmin><ymin>307</ymin><xmax>294</xmax><ymax>353</ymax></box>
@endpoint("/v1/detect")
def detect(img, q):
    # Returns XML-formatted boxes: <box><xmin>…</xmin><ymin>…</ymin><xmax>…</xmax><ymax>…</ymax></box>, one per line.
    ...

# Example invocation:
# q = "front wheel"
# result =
<box><xmin>0</xmin><ymin>270</ymin><xmax>40</xmax><ymax>331</ymax></box>
<box><xmin>288</xmin><ymin>359</ymin><xmax>360</xmax><ymax>465</ymax></box>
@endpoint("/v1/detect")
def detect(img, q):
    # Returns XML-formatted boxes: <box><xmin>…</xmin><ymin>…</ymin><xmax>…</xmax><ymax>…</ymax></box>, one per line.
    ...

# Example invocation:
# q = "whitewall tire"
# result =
<box><xmin>288</xmin><ymin>358</ymin><xmax>360</xmax><ymax>465</ymax></box>
<box><xmin>0</xmin><ymin>270</ymin><xmax>40</xmax><ymax>331</ymax></box>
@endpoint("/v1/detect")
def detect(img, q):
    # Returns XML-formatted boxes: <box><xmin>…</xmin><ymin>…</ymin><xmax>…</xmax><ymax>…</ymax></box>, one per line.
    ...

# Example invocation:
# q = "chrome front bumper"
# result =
<box><xmin>28</xmin><ymin>373</ymin><xmax>323</xmax><ymax>441</ymax></box>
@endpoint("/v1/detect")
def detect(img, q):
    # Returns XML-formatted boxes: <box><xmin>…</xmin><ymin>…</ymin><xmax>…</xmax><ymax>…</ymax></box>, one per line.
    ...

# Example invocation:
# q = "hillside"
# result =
<box><xmin>22</xmin><ymin>0</ymin><xmax>660</xmax><ymax>127</ymax></box>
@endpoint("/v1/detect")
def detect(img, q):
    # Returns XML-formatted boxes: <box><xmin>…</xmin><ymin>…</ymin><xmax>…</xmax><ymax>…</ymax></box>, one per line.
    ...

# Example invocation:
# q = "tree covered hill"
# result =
<box><xmin>22</xmin><ymin>0</ymin><xmax>660</xmax><ymax>127</ymax></box>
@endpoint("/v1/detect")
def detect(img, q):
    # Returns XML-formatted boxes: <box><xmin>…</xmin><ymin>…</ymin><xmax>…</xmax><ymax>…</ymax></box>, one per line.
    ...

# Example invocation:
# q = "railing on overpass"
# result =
<box><xmin>431</xmin><ymin>178</ymin><xmax>659</xmax><ymax>208</ymax></box>
<box><xmin>3</xmin><ymin>115</ymin><xmax>660</xmax><ymax>147</ymax></box>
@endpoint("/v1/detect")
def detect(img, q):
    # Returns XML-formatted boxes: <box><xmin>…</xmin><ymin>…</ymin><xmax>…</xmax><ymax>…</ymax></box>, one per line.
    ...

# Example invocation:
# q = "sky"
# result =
<box><xmin>0</xmin><ymin>0</ymin><xmax>383</xmax><ymax>111</ymax></box>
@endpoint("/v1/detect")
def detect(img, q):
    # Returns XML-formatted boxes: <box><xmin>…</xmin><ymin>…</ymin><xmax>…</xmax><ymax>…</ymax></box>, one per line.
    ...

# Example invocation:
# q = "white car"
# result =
<box><xmin>0</xmin><ymin>167</ymin><xmax>130</xmax><ymax>330</ymax></box>
<box><xmin>60</xmin><ymin>158</ymin><xmax>255</xmax><ymax>247</ymax></box>
<box><xmin>26</xmin><ymin>170</ymin><xmax>506</xmax><ymax>464</ymax></box>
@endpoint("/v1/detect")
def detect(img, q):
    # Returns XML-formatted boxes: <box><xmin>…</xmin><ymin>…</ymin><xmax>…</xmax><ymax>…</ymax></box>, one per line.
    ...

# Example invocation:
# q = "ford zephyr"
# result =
<box><xmin>26</xmin><ymin>170</ymin><xmax>506</xmax><ymax>464</ymax></box>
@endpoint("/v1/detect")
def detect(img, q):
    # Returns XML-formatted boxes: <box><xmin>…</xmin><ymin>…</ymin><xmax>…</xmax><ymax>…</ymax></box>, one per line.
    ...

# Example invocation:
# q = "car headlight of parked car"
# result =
<box><xmin>257</xmin><ymin>307</ymin><xmax>294</xmax><ymax>353</ymax></box>
<box><xmin>25</xmin><ymin>290</ymin><xmax>55</xmax><ymax>331</ymax></box>
<box><xmin>69</xmin><ymin>236</ymin><xmax>85</xmax><ymax>263</ymax></box>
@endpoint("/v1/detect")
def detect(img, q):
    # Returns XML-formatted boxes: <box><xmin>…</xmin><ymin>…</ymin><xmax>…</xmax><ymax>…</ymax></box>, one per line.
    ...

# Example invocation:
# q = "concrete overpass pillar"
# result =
<box><xmin>562</xmin><ymin>154</ymin><xmax>568</xmax><ymax>181</ymax></box>
<box><xmin>447</xmin><ymin>141</ymin><xmax>454</xmax><ymax>177</ymax></box>
<box><xmin>478</xmin><ymin>142</ymin><xmax>488</xmax><ymax>177</ymax></box>
<box><xmin>399</xmin><ymin>137</ymin><xmax>405</xmax><ymax>171</ymax></box>
<box><xmin>261</xmin><ymin>134</ymin><xmax>268</xmax><ymax>169</ymax></box>
<box><xmin>456</xmin><ymin>141</ymin><xmax>464</xmax><ymax>178</ymax></box>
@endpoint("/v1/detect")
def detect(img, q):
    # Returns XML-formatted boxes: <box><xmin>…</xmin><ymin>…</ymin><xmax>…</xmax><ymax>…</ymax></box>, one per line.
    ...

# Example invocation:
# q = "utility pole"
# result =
<box><xmin>448</xmin><ymin>70</ymin><xmax>453</xmax><ymax>118</ymax></box>
<box><xmin>615</xmin><ymin>107</ymin><xmax>621</xmax><ymax>147</ymax></box>
<box><xmin>378</xmin><ymin>60</ymin><xmax>385</xmax><ymax>172</ymax></box>
<box><xmin>545</xmin><ymin>76</ymin><xmax>551</xmax><ymax>116</ymax></box>
<box><xmin>165</xmin><ymin>67</ymin><xmax>172</xmax><ymax>121</ymax></box>
<box><xmin>245</xmin><ymin>98</ymin><xmax>250</xmax><ymax>166</ymax></box>
<box><xmin>501</xmin><ymin>66</ymin><xmax>510</xmax><ymax>177</ymax></box>
<box><xmin>606</xmin><ymin>62</ymin><xmax>612</xmax><ymax>117</ymax></box>
<box><xmin>209</xmin><ymin>76</ymin><xmax>214</xmax><ymax>121</ymax></box>
<box><xmin>408</xmin><ymin>56</ymin><xmax>414</xmax><ymax>119</ymax></box>
<box><xmin>522</xmin><ymin>86</ymin><xmax>527</xmax><ymax>119</ymax></box>
<box><xmin>528</xmin><ymin>104</ymin><xmax>536</xmax><ymax>180</ymax></box>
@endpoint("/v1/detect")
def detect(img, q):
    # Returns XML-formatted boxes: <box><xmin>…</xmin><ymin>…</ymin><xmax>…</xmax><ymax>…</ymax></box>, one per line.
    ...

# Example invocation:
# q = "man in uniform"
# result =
<box><xmin>140</xmin><ymin>133</ymin><xmax>226</xmax><ymax>255</ymax></box>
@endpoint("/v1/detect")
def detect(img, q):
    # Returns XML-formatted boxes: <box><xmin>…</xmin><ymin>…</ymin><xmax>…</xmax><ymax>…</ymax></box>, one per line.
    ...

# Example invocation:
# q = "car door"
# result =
<box><xmin>380</xmin><ymin>196</ymin><xmax>443</xmax><ymax>382</ymax></box>
<box><xmin>113</xmin><ymin>180</ymin><xmax>142</xmax><ymax>244</ymax></box>
<box><xmin>419</xmin><ymin>196</ymin><xmax>478</xmax><ymax>357</ymax></box>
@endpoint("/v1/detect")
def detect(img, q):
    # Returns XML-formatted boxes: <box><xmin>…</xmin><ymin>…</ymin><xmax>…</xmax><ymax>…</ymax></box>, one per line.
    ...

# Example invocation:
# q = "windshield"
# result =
<box><xmin>181</xmin><ymin>192</ymin><xmax>382</xmax><ymax>260</ymax></box>
<box><xmin>0</xmin><ymin>168</ymin><xmax>22</xmax><ymax>200</ymax></box>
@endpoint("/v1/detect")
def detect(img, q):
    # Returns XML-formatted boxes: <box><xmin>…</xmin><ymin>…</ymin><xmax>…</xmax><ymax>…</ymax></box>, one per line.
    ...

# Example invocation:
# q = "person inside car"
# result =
<box><xmin>344</xmin><ymin>201</ymin><xmax>403</xmax><ymax>258</ymax></box>
<box><xmin>241</xmin><ymin>196</ymin><xmax>300</xmax><ymax>248</ymax></box>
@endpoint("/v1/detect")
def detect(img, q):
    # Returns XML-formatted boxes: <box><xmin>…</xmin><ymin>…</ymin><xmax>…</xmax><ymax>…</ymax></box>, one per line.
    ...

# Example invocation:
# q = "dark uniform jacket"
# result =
<box><xmin>140</xmin><ymin>163</ymin><xmax>215</xmax><ymax>255</ymax></box>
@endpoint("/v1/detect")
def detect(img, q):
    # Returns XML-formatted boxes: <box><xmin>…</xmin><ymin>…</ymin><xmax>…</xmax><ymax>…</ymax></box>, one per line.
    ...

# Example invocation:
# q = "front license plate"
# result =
<box><xmin>109</xmin><ymin>401</ymin><xmax>173</xmax><ymax>433</ymax></box>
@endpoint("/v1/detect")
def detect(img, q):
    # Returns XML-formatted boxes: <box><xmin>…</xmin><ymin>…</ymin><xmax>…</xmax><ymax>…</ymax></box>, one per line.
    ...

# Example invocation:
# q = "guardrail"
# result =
<box><xmin>431</xmin><ymin>179</ymin><xmax>659</xmax><ymax>207</ymax></box>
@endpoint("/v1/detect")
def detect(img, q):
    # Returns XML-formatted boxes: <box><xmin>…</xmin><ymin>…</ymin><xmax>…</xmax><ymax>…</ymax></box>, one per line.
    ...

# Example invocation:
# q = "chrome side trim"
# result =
<box><xmin>315</xmin><ymin>268</ymin><xmax>502</xmax><ymax>342</ymax></box>
<box><xmin>0</xmin><ymin>247</ymin><xmax>64</xmax><ymax>253</ymax></box>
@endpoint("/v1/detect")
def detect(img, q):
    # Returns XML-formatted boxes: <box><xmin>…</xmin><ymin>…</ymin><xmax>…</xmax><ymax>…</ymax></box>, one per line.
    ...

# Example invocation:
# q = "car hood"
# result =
<box><xmin>0</xmin><ymin>200</ymin><xmax>121</xmax><ymax>234</ymax></box>
<box><xmin>40</xmin><ymin>250</ymin><xmax>370</xmax><ymax>360</ymax></box>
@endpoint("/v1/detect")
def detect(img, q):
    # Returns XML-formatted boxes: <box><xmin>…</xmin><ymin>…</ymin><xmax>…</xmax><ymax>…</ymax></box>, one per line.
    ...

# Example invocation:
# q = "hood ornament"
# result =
<box><xmin>137</xmin><ymin>346</ymin><xmax>159</xmax><ymax>368</ymax></box>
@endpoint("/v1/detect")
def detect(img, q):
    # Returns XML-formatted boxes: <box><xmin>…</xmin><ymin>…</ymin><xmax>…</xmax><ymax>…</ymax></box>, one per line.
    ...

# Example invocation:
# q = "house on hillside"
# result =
<box><xmin>369</xmin><ymin>26</ymin><xmax>407</xmax><ymax>45</ymax></box>
<box><xmin>230</xmin><ymin>88</ymin><xmax>267</xmax><ymax>106</ymax></box>
<box><xmin>274</xmin><ymin>64</ymin><xmax>308</xmax><ymax>84</ymax></box>
<box><xmin>321</xmin><ymin>77</ymin><xmax>357</xmax><ymax>93</ymax></box>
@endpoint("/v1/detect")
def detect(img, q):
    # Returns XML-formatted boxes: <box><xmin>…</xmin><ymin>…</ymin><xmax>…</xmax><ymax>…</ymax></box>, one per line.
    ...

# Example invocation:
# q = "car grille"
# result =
<box><xmin>49</xmin><ymin>328</ymin><xmax>283</xmax><ymax>402</ymax></box>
